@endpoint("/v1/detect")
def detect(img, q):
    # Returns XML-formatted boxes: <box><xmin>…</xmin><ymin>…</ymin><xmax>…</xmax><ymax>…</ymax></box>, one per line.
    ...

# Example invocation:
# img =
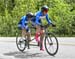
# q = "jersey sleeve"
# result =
<box><xmin>21</xmin><ymin>16</ymin><xmax>25</xmax><ymax>27</ymax></box>
<box><xmin>46</xmin><ymin>14</ymin><xmax>52</xmax><ymax>24</ymax></box>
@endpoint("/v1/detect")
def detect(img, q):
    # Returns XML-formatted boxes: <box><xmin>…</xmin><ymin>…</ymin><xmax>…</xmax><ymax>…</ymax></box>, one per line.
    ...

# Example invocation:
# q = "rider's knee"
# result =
<box><xmin>40</xmin><ymin>30</ymin><xmax>45</xmax><ymax>35</ymax></box>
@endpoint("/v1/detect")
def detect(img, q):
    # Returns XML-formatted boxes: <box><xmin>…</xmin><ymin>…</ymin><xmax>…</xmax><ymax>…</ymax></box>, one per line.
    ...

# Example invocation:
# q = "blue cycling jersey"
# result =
<box><xmin>18</xmin><ymin>16</ymin><xmax>27</xmax><ymax>27</ymax></box>
<box><xmin>35</xmin><ymin>11</ymin><xmax>52</xmax><ymax>25</ymax></box>
<box><xmin>18</xmin><ymin>16</ymin><xmax>36</xmax><ymax>32</ymax></box>
<box><xmin>18</xmin><ymin>16</ymin><xmax>35</xmax><ymax>27</ymax></box>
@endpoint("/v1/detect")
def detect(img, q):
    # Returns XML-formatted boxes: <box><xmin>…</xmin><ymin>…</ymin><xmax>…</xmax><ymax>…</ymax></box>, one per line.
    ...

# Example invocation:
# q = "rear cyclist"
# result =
<box><xmin>18</xmin><ymin>12</ymin><xmax>35</xmax><ymax>41</ymax></box>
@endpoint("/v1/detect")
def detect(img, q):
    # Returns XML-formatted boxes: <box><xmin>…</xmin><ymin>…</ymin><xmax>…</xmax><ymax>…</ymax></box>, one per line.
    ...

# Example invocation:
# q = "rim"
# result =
<box><xmin>16</xmin><ymin>37</ymin><xmax>26</xmax><ymax>50</ymax></box>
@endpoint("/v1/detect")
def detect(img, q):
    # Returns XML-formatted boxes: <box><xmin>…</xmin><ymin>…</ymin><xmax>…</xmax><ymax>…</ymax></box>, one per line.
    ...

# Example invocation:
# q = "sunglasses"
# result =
<box><xmin>44</xmin><ymin>9</ymin><xmax>48</xmax><ymax>13</ymax></box>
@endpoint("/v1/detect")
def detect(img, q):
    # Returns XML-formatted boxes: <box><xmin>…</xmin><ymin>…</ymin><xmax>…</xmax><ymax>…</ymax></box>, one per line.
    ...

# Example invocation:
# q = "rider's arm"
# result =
<box><xmin>46</xmin><ymin>14</ymin><xmax>56</xmax><ymax>27</ymax></box>
<box><xmin>46</xmin><ymin>14</ymin><xmax>52</xmax><ymax>25</ymax></box>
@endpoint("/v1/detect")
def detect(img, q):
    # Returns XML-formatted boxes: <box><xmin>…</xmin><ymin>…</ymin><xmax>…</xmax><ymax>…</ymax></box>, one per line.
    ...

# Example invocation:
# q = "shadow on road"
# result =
<box><xmin>3</xmin><ymin>51</ymin><xmax>49</xmax><ymax>58</ymax></box>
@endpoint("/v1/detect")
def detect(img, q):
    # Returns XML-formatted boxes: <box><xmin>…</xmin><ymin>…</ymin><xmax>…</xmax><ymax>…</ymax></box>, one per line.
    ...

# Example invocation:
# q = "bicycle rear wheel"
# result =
<box><xmin>16</xmin><ymin>36</ymin><xmax>27</xmax><ymax>52</ymax></box>
<box><xmin>44</xmin><ymin>33</ymin><xmax>59</xmax><ymax>56</ymax></box>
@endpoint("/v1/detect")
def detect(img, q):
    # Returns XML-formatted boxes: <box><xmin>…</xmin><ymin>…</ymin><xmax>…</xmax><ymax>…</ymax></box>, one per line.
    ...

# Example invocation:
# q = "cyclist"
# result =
<box><xmin>18</xmin><ymin>12</ymin><xmax>35</xmax><ymax>41</ymax></box>
<box><xmin>35</xmin><ymin>5</ymin><xmax>55</xmax><ymax>51</ymax></box>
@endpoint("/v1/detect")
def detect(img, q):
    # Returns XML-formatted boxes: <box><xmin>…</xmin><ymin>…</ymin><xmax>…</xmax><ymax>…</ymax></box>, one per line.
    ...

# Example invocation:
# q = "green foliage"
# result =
<box><xmin>0</xmin><ymin>0</ymin><xmax>75</xmax><ymax>36</ymax></box>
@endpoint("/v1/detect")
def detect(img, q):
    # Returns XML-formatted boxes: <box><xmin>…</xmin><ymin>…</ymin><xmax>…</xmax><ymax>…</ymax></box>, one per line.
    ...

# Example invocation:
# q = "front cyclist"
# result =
<box><xmin>18</xmin><ymin>12</ymin><xmax>35</xmax><ymax>41</ymax></box>
<box><xmin>35</xmin><ymin>5</ymin><xmax>55</xmax><ymax>51</ymax></box>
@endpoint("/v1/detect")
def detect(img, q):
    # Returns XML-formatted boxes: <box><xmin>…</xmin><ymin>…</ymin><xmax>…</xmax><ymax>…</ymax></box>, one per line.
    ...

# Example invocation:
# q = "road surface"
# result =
<box><xmin>0</xmin><ymin>37</ymin><xmax>75</xmax><ymax>59</ymax></box>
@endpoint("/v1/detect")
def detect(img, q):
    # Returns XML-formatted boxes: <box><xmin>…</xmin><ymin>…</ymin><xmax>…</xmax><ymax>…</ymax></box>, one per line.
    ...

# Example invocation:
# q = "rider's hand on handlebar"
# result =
<box><xmin>51</xmin><ymin>23</ymin><xmax>56</xmax><ymax>27</ymax></box>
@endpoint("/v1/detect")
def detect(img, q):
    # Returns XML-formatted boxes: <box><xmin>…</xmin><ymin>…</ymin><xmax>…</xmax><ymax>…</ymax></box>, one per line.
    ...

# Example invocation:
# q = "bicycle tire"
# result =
<box><xmin>44</xmin><ymin>32</ymin><xmax>59</xmax><ymax>56</ymax></box>
<box><xmin>16</xmin><ymin>35</ymin><xmax>27</xmax><ymax>52</ymax></box>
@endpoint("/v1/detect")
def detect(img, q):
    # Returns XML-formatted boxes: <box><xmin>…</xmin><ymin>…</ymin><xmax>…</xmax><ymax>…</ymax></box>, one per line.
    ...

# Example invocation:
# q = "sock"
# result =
<box><xmin>35</xmin><ymin>32</ymin><xmax>40</xmax><ymax>42</ymax></box>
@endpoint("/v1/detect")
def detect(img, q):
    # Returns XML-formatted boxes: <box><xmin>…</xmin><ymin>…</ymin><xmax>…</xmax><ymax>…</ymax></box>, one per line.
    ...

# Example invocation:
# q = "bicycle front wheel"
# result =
<box><xmin>44</xmin><ymin>33</ymin><xmax>59</xmax><ymax>56</ymax></box>
<box><xmin>16</xmin><ymin>36</ymin><xmax>27</xmax><ymax>52</ymax></box>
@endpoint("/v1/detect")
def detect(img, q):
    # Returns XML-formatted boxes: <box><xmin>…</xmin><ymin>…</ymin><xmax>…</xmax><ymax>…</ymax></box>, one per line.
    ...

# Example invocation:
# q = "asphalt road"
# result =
<box><xmin>0</xmin><ymin>37</ymin><xmax>75</xmax><ymax>59</ymax></box>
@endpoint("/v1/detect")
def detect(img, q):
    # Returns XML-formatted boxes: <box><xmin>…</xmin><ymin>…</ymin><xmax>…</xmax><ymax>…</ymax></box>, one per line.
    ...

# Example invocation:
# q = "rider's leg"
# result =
<box><xmin>22</xmin><ymin>29</ymin><xmax>26</xmax><ymax>39</ymax></box>
<box><xmin>26</xmin><ymin>32</ymin><xmax>31</xmax><ymax>42</ymax></box>
<box><xmin>22</xmin><ymin>26</ymin><xmax>31</xmax><ymax>40</ymax></box>
<box><xmin>26</xmin><ymin>29</ymin><xmax>31</xmax><ymax>49</ymax></box>
<box><xmin>26</xmin><ymin>27</ymin><xmax>31</xmax><ymax>42</ymax></box>
<box><xmin>35</xmin><ymin>25</ymin><xmax>41</xmax><ymax>42</ymax></box>
<box><xmin>40</xmin><ymin>29</ymin><xmax>45</xmax><ymax>51</ymax></box>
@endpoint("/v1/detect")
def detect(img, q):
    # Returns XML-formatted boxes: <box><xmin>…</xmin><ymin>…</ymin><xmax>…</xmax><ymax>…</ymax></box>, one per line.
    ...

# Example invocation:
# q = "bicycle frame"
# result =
<box><xmin>16</xmin><ymin>24</ymin><xmax>59</xmax><ymax>56</ymax></box>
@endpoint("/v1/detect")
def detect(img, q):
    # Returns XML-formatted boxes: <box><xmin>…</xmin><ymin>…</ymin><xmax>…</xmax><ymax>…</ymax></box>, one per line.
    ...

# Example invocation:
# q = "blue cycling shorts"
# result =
<box><xmin>18</xmin><ymin>24</ymin><xmax>30</xmax><ymax>32</ymax></box>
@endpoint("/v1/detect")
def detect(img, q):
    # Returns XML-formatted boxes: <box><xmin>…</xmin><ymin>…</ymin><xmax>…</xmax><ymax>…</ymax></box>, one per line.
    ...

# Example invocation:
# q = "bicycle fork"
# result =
<box><xmin>45</xmin><ymin>34</ymin><xmax>53</xmax><ymax>46</ymax></box>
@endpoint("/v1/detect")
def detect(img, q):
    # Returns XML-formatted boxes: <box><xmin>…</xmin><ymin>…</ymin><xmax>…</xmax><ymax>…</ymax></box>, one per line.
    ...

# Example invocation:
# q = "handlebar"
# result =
<box><xmin>40</xmin><ymin>23</ymin><xmax>56</xmax><ymax>28</ymax></box>
<box><xmin>30</xmin><ymin>23</ymin><xmax>56</xmax><ymax>29</ymax></box>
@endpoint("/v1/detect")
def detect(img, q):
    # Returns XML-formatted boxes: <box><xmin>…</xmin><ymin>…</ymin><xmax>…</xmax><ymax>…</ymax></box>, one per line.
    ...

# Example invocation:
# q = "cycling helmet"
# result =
<box><xmin>41</xmin><ymin>5</ymin><xmax>49</xmax><ymax>12</ymax></box>
<box><xmin>26</xmin><ymin>12</ymin><xmax>34</xmax><ymax>18</ymax></box>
